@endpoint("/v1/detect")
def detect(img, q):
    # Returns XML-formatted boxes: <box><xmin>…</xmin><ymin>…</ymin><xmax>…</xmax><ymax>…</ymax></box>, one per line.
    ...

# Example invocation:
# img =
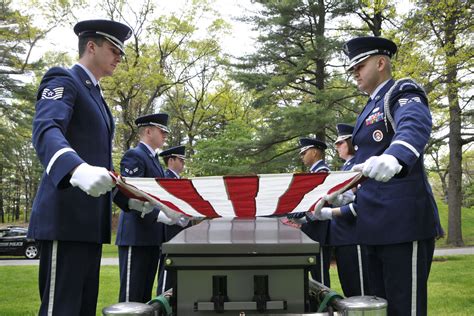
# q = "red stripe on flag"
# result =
<box><xmin>157</xmin><ymin>179</ymin><xmax>220</xmax><ymax>218</ymax></box>
<box><xmin>273</xmin><ymin>173</ymin><xmax>329</xmax><ymax>215</ymax></box>
<box><xmin>224</xmin><ymin>176</ymin><xmax>259</xmax><ymax>218</ymax></box>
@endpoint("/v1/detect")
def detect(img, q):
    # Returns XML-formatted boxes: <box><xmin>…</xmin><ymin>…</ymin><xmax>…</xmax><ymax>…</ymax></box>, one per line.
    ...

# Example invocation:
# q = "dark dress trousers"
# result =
<box><xmin>329</xmin><ymin>158</ymin><xmax>369</xmax><ymax>297</ymax></box>
<box><xmin>300</xmin><ymin>160</ymin><xmax>332</xmax><ymax>287</ymax></box>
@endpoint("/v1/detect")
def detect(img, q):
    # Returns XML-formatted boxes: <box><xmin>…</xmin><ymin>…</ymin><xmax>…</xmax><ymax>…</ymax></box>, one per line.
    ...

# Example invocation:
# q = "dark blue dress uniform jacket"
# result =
<box><xmin>351</xmin><ymin>79</ymin><xmax>440</xmax><ymax>245</ymax></box>
<box><xmin>329</xmin><ymin>158</ymin><xmax>357</xmax><ymax>246</ymax></box>
<box><xmin>115</xmin><ymin>143</ymin><xmax>165</xmax><ymax>246</ymax></box>
<box><xmin>29</xmin><ymin>65</ymin><xmax>114</xmax><ymax>244</ymax></box>
<box><xmin>300</xmin><ymin>160</ymin><xmax>331</xmax><ymax>245</ymax></box>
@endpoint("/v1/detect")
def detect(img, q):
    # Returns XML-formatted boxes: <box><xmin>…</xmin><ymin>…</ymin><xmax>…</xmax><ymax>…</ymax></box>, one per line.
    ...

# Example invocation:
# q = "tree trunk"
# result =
<box><xmin>0</xmin><ymin>165</ymin><xmax>3</xmax><ymax>223</ymax></box>
<box><xmin>445</xmin><ymin>14</ymin><xmax>464</xmax><ymax>246</ymax></box>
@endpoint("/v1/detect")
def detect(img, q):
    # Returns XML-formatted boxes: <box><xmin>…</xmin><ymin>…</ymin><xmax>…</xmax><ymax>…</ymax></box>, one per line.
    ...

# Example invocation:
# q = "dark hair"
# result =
<box><xmin>346</xmin><ymin>138</ymin><xmax>356</xmax><ymax>155</ymax></box>
<box><xmin>78</xmin><ymin>36</ymin><xmax>105</xmax><ymax>57</ymax></box>
<box><xmin>163</xmin><ymin>156</ymin><xmax>172</xmax><ymax>165</ymax></box>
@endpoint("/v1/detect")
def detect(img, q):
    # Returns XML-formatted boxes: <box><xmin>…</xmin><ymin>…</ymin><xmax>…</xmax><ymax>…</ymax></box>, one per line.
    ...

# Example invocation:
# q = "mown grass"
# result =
<box><xmin>436</xmin><ymin>201</ymin><xmax>474</xmax><ymax>247</ymax></box>
<box><xmin>0</xmin><ymin>255</ymin><xmax>473</xmax><ymax>315</ymax></box>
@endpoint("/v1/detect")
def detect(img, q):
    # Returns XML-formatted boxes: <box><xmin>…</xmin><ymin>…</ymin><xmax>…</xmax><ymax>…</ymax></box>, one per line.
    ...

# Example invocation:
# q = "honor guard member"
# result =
<box><xmin>295</xmin><ymin>138</ymin><xmax>332</xmax><ymax>287</ymax></box>
<box><xmin>156</xmin><ymin>145</ymin><xmax>191</xmax><ymax>294</ymax></box>
<box><xmin>29</xmin><ymin>19</ymin><xmax>132</xmax><ymax>315</ymax></box>
<box><xmin>342</xmin><ymin>36</ymin><xmax>442</xmax><ymax>315</ymax></box>
<box><xmin>160</xmin><ymin>145</ymin><xmax>190</xmax><ymax>241</ymax></box>
<box><xmin>313</xmin><ymin>124</ymin><xmax>370</xmax><ymax>297</ymax></box>
<box><xmin>115</xmin><ymin>113</ymin><xmax>175</xmax><ymax>303</ymax></box>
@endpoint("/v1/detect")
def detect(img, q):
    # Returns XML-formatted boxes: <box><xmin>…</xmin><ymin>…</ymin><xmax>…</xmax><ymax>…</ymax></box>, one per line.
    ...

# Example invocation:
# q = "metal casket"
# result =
<box><xmin>162</xmin><ymin>217</ymin><xmax>319</xmax><ymax>315</ymax></box>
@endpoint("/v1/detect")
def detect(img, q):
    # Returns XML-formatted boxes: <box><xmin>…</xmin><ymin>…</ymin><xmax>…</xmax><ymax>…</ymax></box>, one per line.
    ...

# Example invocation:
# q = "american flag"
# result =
<box><xmin>113</xmin><ymin>171</ymin><xmax>362</xmax><ymax>218</ymax></box>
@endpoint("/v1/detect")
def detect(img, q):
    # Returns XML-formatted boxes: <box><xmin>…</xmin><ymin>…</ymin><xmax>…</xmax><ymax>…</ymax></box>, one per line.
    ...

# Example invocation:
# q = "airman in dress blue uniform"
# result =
<box><xmin>341</xmin><ymin>36</ymin><xmax>442</xmax><ymax>315</ymax></box>
<box><xmin>291</xmin><ymin>138</ymin><xmax>332</xmax><ymax>287</ymax></box>
<box><xmin>29</xmin><ymin>19</ymin><xmax>132</xmax><ymax>315</ymax></box>
<box><xmin>115</xmin><ymin>113</ymin><xmax>170</xmax><ymax>303</ymax></box>
<box><xmin>314</xmin><ymin>124</ymin><xmax>370</xmax><ymax>297</ymax></box>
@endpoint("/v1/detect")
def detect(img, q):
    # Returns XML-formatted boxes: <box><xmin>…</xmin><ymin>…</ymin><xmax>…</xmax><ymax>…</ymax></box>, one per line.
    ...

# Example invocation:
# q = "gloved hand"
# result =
<box><xmin>352</xmin><ymin>154</ymin><xmax>402</xmax><ymax>182</ymax></box>
<box><xmin>128</xmin><ymin>198</ymin><xmax>155</xmax><ymax>218</ymax></box>
<box><xmin>159</xmin><ymin>203</ymin><xmax>187</xmax><ymax>223</ymax></box>
<box><xmin>157</xmin><ymin>212</ymin><xmax>190</xmax><ymax>227</ymax></box>
<box><xmin>308</xmin><ymin>207</ymin><xmax>333</xmax><ymax>221</ymax></box>
<box><xmin>70</xmin><ymin>163</ymin><xmax>115</xmax><ymax>197</ymax></box>
<box><xmin>325</xmin><ymin>191</ymin><xmax>355</xmax><ymax>207</ymax></box>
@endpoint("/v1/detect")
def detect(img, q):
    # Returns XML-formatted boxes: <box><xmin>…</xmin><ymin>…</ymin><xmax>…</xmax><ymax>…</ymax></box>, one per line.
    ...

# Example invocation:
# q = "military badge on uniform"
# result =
<box><xmin>365</xmin><ymin>112</ymin><xmax>383</xmax><ymax>126</ymax></box>
<box><xmin>124</xmin><ymin>167</ymin><xmax>139</xmax><ymax>175</ymax></box>
<box><xmin>41</xmin><ymin>87</ymin><xmax>64</xmax><ymax>100</ymax></box>
<box><xmin>372</xmin><ymin>130</ymin><xmax>384</xmax><ymax>142</ymax></box>
<box><xmin>398</xmin><ymin>97</ymin><xmax>421</xmax><ymax>107</ymax></box>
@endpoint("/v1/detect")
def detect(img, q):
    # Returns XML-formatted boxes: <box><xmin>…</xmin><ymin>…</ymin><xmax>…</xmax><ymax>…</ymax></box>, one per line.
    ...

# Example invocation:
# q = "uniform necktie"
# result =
<box><xmin>94</xmin><ymin>84</ymin><xmax>111</xmax><ymax>130</ymax></box>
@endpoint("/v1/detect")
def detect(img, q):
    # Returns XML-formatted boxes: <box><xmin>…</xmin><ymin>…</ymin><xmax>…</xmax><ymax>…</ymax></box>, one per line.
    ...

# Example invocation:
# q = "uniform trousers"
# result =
<box><xmin>118</xmin><ymin>245</ymin><xmax>160</xmax><ymax>303</ymax></box>
<box><xmin>366</xmin><ymin>238</ymin><xmax>435</xmax><ymax>316</ymax></box>
<box><xmin>156</xmin><ymin>224</ymin><xmax>189</xmax><ymax>295</ymax></box>
<box><xmin>334</xmin><ymin>244</ymin><xmax>370</xmax><ymax>297</ymax></box>
<box><xmin>38</xmin><ymin>240</ymin><xmax>102</xmax><ymax>316</ymax></box>
<box><xmin>309</xmin><ymin>245</ymin><xmax>331</xmax><ymax>287</ymax></box>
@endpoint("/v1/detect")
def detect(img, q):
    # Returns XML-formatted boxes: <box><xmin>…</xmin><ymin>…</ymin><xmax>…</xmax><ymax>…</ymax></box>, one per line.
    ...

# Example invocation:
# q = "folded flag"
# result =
<box><xmin>113</xmin><ymin>171</ymin><xmax>362</xmax><ymax>218</ymax></box>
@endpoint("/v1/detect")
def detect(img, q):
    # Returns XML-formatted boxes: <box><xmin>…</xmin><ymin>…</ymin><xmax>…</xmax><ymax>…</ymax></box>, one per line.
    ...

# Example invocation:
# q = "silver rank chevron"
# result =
<box><xmin>41</xmin><ymin>87</ymin><xmax>64</xmax><ymax>100</ymax></box>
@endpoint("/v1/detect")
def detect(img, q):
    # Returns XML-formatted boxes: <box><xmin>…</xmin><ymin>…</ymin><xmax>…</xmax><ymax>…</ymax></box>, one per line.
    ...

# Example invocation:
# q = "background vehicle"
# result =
<box><xmin>0</xmin><ymin>226</ymin><xmax>40</xmax><ymax>259</ymax></box>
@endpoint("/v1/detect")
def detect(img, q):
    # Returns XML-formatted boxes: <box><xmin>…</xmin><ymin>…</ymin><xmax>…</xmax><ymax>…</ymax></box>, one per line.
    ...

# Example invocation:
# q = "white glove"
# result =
<box><xmin>326</xmin><ymin>191</ymin><xmax>355</xmax><ymax>207</ymax></box>
<box><xmin>313</xmin><ymin>207</ymin><xmax>333</xmax><ymax>221</ymax></box>
<box><xmin>160</xmin><ymin>204</ymin><xmax>186</xmax><ymax>223</ymax></box>
<box><xmin>128</xmin><ymin>198</ymin><xmax>155</xmax><ymax>218</ymax></box>
<box><xmin>70</xmin><ymin>163</ymin><xmax>115</xmax><ymax>197</ymax></box>
<box><xmin>157</xmin><ymin>212</ymin><xmax>190</xmax><ymax>227</ymax></box>
<box><xmin>353</xmin><ymin>154</ymin><xmax>402</xmax><ymax>182</ymax></box>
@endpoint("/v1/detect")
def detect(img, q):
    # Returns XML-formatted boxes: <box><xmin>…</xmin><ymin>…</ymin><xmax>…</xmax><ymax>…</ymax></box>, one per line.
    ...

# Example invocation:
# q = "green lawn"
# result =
<box><xmin>436</xmin><ymin>201</ymin><xmax>474</xmax><ymax>247</ymax></box>
<box><xmin>0</xmin><ymin>255</ymin><xmax>473</xmax><ymax>315</ymax></box>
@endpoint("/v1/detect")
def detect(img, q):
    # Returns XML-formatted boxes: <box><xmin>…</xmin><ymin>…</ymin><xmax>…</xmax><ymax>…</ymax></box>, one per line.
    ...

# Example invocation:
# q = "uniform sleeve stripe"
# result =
<box><xmin>391</xmin><ymin>140</ymin><xmax>420</xmax><ymax>158</ymax></box>
<box><xmin>46</xmin><ymin>148</ymin><xmax>76</xmax><ymax>175</ymax></box>
<box><xmin>349</xmin><ymin>203</ymin><xmax>357</xmax><ymax>217</ymax></box>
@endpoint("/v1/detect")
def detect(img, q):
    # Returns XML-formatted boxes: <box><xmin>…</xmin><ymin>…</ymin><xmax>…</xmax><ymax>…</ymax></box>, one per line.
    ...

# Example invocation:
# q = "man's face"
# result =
<box><xmin>300</xmin><ymin>148</ymin><xmax>318</xmax><ymax>167</ymax></box>
<box><xmin>149</xmin><ymin>126</ymin><xmax>168</xmax><ymax>149</ymax></box>
<box><xmin>92</xmin><ymin>40</ymin><xmax>122</xmax><ymax>78</ymax></box>
<box><xmin>169</xmin><ymin>157</ymin><xmax>185</xmax><ymax>174</ymax></box>
<box><xmin>350</xmin><ymin>56</ymin><xmax>381</xmax><ymax>95</ymax></box>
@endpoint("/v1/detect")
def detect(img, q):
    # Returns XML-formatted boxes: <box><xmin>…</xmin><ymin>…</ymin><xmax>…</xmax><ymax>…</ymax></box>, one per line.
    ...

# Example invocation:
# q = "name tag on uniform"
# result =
<box><xmin>365</xmin><ymin>112</ymin><xmax>383</xmax><ymax>126</ymax></box>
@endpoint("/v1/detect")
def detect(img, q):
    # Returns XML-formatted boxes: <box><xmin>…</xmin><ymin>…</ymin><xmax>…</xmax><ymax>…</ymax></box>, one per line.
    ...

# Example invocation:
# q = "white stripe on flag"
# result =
<box><xmin>192</xmin><ymin>177</ymin><xmax>236</xmax><ymax>217</ymax></box>
<box><xmin>255</xmin><ymin>173</ymin><xmax>293</xmax><ymax>216</ymax></box>
<box><xmin>292</xmin><ymin>172</ymin><xmax>356</xmax><ymax>213</ymax></box>
<box><xmin>132</xmin><ymin>178</ymin><xmax>201</xmax><ymax>216</ymax></box>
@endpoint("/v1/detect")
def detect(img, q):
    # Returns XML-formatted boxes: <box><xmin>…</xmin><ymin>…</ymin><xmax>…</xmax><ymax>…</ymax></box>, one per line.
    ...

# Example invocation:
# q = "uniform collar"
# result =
<box><xmin>76</xmin><ymin>63</ymin><xmax>99</xmax><ymax>86</ymax></box>
<box><xmin>343</xmin><ymin>156</ymin><xmax>354</xmax><ymax>166</ymax></box>
<box><xmin>139</xmin><ymin>141</ymin><xmax>157</xmax><ymax>157</ymax></box>
<box><xmin>370</xmin><ymin>79</ymin><xmax>391</xmax><ymax>101</ymax></box>
<box><xmin>168</xmin><ymin>169</ymin><xmax>180</xmax><ymax>179</ymax></box>
<box><xmin>310</xmin><ymin>159</ymin><xmax>323</xmax><ymax>172</ymax></box>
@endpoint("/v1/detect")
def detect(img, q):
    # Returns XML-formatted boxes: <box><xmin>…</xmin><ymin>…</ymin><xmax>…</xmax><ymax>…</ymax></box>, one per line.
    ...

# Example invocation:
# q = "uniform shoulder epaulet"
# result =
<box><xmin>383</xmin><ymin>78</ymin><xmax>428</xmax><ymax>132</ymax></box>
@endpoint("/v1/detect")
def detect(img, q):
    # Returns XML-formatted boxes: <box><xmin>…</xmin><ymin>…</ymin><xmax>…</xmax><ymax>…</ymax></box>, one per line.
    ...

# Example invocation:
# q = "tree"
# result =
<box><xmin>96</xmin><ymin>0</ymin><xmax>230</xmax><ymax>157</ymax></box>
<box><xmin>0</xmin><ymin>0</ymin><xmax>79</xmax><ymax>222</ymax></box>
<box><xmin>402</xmin><ymin>0</ymin><xmax>473</xmax><ymax>246</ymax></box>
<box><xmin>232</xmin><ymin>0</ymin><xmax>362</xmax><ymax>171</ymax></box>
